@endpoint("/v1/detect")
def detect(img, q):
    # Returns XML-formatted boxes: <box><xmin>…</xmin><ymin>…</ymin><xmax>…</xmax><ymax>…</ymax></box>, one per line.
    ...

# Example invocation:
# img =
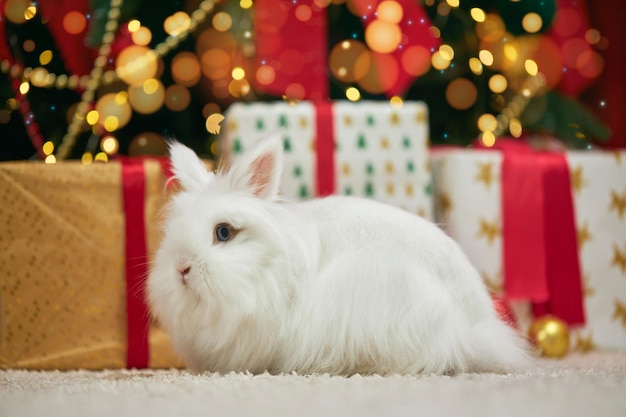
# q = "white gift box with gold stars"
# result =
<box><xmin>221</xmin><ymin>101</ymin><xmax>433</xmax><ymax>220</ymax></box>
<box><xmin>431</xmin><ymin>148</ymin><xmax>626</xmax><ymax>352</ymax></box>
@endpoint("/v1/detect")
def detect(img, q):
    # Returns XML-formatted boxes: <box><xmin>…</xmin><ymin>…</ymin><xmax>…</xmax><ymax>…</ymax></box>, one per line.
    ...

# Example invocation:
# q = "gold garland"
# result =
<box><xmin>1</xmin><ymin>0</ymin><xmax>216</xmax><ymax>160</ymax></box>
<box><xmin>56</xmin><ymin>0</ymin><xmax>124</xmax><ymax>160</ymax></box>
<box><xmin>480</xmin><ymin>74</ymin><xmax>546</xmax><ymax>146</ymax></box>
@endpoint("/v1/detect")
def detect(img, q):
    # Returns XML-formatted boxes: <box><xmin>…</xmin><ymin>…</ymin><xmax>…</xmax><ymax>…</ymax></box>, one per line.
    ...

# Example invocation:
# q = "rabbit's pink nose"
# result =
<box><xmin>178</xmin><ymin>266</ymin><xmax>191</xmax><ymax>285</ymax></box>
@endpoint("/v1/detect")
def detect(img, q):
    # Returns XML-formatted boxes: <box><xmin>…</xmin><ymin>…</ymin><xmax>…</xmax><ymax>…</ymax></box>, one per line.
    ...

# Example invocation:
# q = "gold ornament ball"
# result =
<box><xmin>528</xmin><ymin>315</ymin><xmax>570</xmax><ymax>358</ymax></box>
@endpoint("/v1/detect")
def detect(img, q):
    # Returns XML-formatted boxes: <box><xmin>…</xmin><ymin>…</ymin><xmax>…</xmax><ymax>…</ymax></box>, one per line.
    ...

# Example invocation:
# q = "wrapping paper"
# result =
<box><xmin>221</xmin><ymin>100</ymin><xmax>433</xmax><ymax>220</ymax></box>
<box><xmin>0</xmin><ymin>159</ymin><xmax>184</xmax><ymax>369</ymax></box>
<box><xmin>431</xmin><ymin>147</ymin><xmax>626</xmax><ymax>351</ymax></box>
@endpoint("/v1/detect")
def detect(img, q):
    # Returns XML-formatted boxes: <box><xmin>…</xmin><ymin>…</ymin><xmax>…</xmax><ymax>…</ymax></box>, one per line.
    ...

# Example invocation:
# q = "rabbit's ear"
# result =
<box><xmin>227</xmin><ymin>131</ymin><xmax>284</xmax><ymax>200</ymax></box>
<box><xmin>168</xmin><ymin>142</ymin><xmax>212</xmax><ymax>191</ymax></box>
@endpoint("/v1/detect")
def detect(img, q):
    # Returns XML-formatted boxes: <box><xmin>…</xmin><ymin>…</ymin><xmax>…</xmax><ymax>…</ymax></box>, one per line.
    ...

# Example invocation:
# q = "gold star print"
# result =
<box><xmin>475</xmin><ymin>161</ymin><xmax>495</xmax><ymax>188</ymax></box>
<box><xmin>415</xmin><ymin>110</ymin><xmax>427</xmax><ymax>124</ymax></box>
<box><xmin>609</xmin><ymin>189</ymin><xmax>626</xmax><ymax>219</ymax></box>
<box><xmin>612</xmin><ymin>299</ymin><xmax>626</xmax><ymax>328</ymax></box>
<box><xmin>570</xmin><ymin>165</ymin><xmax>588</xmax><ymax>194</ymax></box>
<box><xmin>342</xmin><ymin>163</ymin><xmax>351</xmax><ymax>177</ymax></box>
<box><xmin>481</xmin><ymin>271</ymin><xmax>502</xmax><ymax>294</ymax></box>
<box><xmin>309</xmin><ymin>137</ymin><xmax>316</xmax><ymax>152</ymax></box>
<box><xmin>437</xmin><ymin>192</ymin><xmax>452</xmax><ymax>216</ymax></box>
<box><xmin>380</xmin><ymin>137</ymin><xmax>390</xmax><ymax>150</ymax></box>
<box><xmin>582</xmin><ymin>273</ymin><xmax>595</xmax><ymax>297</ymax></box>
<box><xmin>572</xmin><ymin>331</ymin><xmax>597</xmax><ymax>353</ymax></box>
<box><xmin>612</xmin><ymin>151</ymin><xmax>623</xmax><ymax>165</ymax></box>
<box><xmin>405</xmin><ymin>183</ymin><xmax>414</xmax><ymax>197</ymax></box>
<box><xmin>385</xmin><ymin>161</ymin><xmax>394</xmax><ymax>174</ymax></box>
<box><xmin>386</xmin><ymin>183</ymin><xmax>395</xmax><ymax>196</ymax></box>
<box><xmin>299</xmin><ymin>117</ymin><xmax>308</xmax><ymax>129</ymax></box>
<box><xmin>612</xmin><ymin>243</ymin><xmax>626</xmax><ymax>274</ymax></box>
<box><xmin>577</xmin><ymin>222</ymin><xmax>593</xmax><ymax>250</ymax></box>
<box><xmin>417</xmin><ymin>207</ymin><xmax>426</xmax><ymax>218</ymax></box>
<box><xmin>390</xmin><ymin>113</ymin><xmax>401</xmax><ymax>125</ymax></box>
<box><xmin>477</xmin><ymin>217</ymin><xmax>501</xmax><ymax>245</ymax></box>
<box><xmin>344</xmin><ymin>115</ymin><xmax>353</xmax><ymax>127</ymax></box>
<box><xmin>227</xmin><ymin>120</ymin><xmax>238</xmax><ymax>132</ymax></box>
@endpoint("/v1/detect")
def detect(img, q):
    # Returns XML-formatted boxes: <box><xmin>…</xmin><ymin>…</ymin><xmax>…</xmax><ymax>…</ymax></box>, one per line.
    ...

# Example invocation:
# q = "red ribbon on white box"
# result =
<box><xmin>476</xmin><ymin>139</ymin><xmax>585</xmax><ymax>326</ymax></box>
<box><xmin>120</xmin><ymin>158</ymin><xmax>151</xmax><ymax>369</ymax></box>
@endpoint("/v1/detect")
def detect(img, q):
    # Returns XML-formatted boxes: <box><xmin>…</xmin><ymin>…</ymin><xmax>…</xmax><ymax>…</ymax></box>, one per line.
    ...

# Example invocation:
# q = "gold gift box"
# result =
<box><xmin>0</xmin><ymin>158</ymin><xmax>184</xmax><ymax>369</ymax></box>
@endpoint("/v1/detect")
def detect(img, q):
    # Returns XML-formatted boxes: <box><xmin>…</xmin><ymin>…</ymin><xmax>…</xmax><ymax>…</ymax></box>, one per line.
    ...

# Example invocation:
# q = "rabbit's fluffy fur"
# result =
<box><xmin>147</xmin><ymin>133</ymin><xmax>530</xmax><ymax>375</ymax></box>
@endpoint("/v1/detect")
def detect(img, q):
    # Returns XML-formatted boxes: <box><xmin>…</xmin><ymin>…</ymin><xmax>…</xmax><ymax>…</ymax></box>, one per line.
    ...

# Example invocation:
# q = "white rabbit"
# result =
<box><xmin>146</xmin><ymin>132</ymin><xmax>531</xmax><ymax>376</ymax></box>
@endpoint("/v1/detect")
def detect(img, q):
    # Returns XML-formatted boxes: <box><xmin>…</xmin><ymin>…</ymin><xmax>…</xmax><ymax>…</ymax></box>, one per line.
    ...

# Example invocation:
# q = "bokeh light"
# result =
<box><xmin>481</xmin><ymin>131</ymin><xmax>496</xmax><ymax>147</ymax></box>
<box><xmin>42</xmin><ymin>141</ymin><xmax>54</xmax><ymax>155</ymax></box>
<box><xmin>164</xmin><ymin>11</ymin><xmax>191</xmax><ymax>36</ymax></box>
<box><xmin>365</xmin><ymin>20</ymin><xmax>402</xmax><ymax>53</ymax></box>
<box><xmin>439</xmin><ymin>44</ymin><xmax>454</xmax><ymax>61</ymax></box>
<box><xmin>431</xmin><ymin>51</ymin><xmax>451</xmax><ymax>70</ymax></box>
<box><xmin>445</xmin><ymin>78</ymin><xmax>478</xmax><ymax>110</ymax></box>
<box><xmin>23</xmin><ymin>39</ymin><xmax>35</xmax><ymax>52</ymax></box>
<box><xmin>132</xmin><ymin>26</ymin><xmax>152</xmax><ymax>46</ymax></box>
<box><xmin>346</xmin><ymin>87</ymin><xmax>361</xmax><ymax>101</ymax></box>
<box><xmin>584</xmin><ymin>29</ymin><xmax>601</xmax><ymax>45</ymax></box>
<box><xmin>377</xmin><ymin>1</ymin><xmax>403</xmax><ymax>24</ymax></box>
<box><xmin>509</xmin><ymin>118</ymin><xmax>523</xmax><ymax>138</ymax></box>
<box><xmin>389</xmin><ymin>96</ymin><xmax>403</xmax><ymax>108</ymax></box>
<box><xmin>401</xmin><ymin>45</ymin><xmax>431</xmax><ymax>76</ymax></box>
<box><xmin>228</xmin><ymin>79</ymin><xmax>251</xmax><ymax>97</ymax></box>
<box><xmin>470</xmin><ymin>8</ymin><xmax>485</xmax><ymax>22</ymax></box>
<box><xmin>63</xmin><ymin>11</ymin><xmax>87</xmax><ymax>35</ymax></box>
<box><xmin>478</xmin><ymin>113</ymin><xmax>498</xmax><ymax>132</ymax></box>
<box><xmin>128</xmin><ymin>78</ymin><xmax>165</xmax><ymax>114</ymax></box>
<box><xmin>231</xmin><ymin>67</ymin><xmax>245</xmax><ymax>80</ymax></box>
<box><xmin>39</xmin><ymin>50</ymin><xmax>53</xmax><ymax>65</ymax></box>
<box><xmin>165</xmin><ymin>84</ymin><xmax>191</xmax><ymax>111</ymax></box>
<box><xmin>116</xmin><ymin>45</ymin><xmax>159</xmax><ymax>86</ymax></box>
<box><xmin>476</xmin><ymin>13</ymin><xmax>506</xmax><ymax>43</ymax></box>
<box><xmin>29</xmin><ymin>67</ymin><xmax>49</xmax><ymax>87</ymax></box>
<box><xmin>94</xmin><ymin>152</ymin><xmax>109</xmax><ymax>162</ymax></box>
<box><xmin>469</xmin><ymin>57</ymin><xmax>483</xmax><ymax>75</ymax></box>
<box><xmin>256</xmin><ymin>65</ymin><xmax>276</xmax><ymax>85</ymax></box>
<box><xmin>522</xmin><ymin>13</ymin><xmax>543</xmax><ymax>33</ymax></box>
<box><xmin>171</xmin><ymin>52</ymin><xmax>201</xmax><ymax>86</ymax></box>
<box><xmin>489</xmin><ymin>74</ymin><xmax>508</xmax><ymax>93</ymax></box>
<box><xmin>200</xmin><ymin>48</ymin><xmax>231</xmax><ymax>80</ymax></box>
<box><xmin>4</xmin><ymin>0</ymin><xmax>33</xmax><ymax>24</ymax></box>
<box><xmin>212</xmin><ymin>12</ymin><xmax>232</xmax><ymax>31</ymax></box>
<box><xmin>295</xmin><ymin>4</ymin><xmax>312</xmax><ymax>22</ymax></box>
<box><xmin>358</xmin><ymin>52</ymin><xmax>399</xmax><ymax>94</ymax></box>
<box><xmin>202</xmin><ymin>103</ymin><xmax>221</xmax><ymax>119</ymax></box>
<box><xmin>95</xmin><ymin>92</ymin><xmax>132</xmax><ymax>132</ymax></box>
<box><xmin>101</xmin><ymin>136</ymin><xmax>119</xmax><ymax>155</ymax></box>
<box><xmin>128</xmin><ymin>20</ymin><xmax>141</xmax><ymax>32</ymax></box>
<box><xmin>86</xmin><ymin>110</ymin><xmax>99</xmax><ymax>125</ymax></box>
<box><xmin>524</xmin><ymin>59</ymin><xmax>538</xmax><ymax>76</ymax></box>
<box><xmin>478</xmin><ymin>49</ymin><xmax>494</xmax><ymax>66</ymax></box>
<box><xmin>577</xmin><ymin>50</ymin><xmax>604</xmax><ymax>78</ymax></box>
<box><xmin>81</xmin><ymin>152</ymin><xmax>93</xmax><ymax>165</ymax></box>
<box><xmin>329</xmin><ymin>40</ymin><xmax>369</xmax><ymax>83</ymax></box>
<box><xmin>284</xmin><ymin>83</ymin><xmax>306</xmax><ymax>100</ymax></box>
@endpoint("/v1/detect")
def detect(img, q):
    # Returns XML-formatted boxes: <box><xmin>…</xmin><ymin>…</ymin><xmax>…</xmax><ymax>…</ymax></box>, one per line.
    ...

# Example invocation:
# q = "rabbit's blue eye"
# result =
<box><xmin>215</xmin><ymin>224</ymin><xmax>232</xmax><ymax>242</ymax></box>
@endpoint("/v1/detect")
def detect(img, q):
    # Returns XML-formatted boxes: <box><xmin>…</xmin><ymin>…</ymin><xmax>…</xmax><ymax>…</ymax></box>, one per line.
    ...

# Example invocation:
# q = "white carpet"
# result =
<box><xmin>2</xmin><ymin>352</ymin><xmax>626</xmax><ymax>417</ymax></box>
